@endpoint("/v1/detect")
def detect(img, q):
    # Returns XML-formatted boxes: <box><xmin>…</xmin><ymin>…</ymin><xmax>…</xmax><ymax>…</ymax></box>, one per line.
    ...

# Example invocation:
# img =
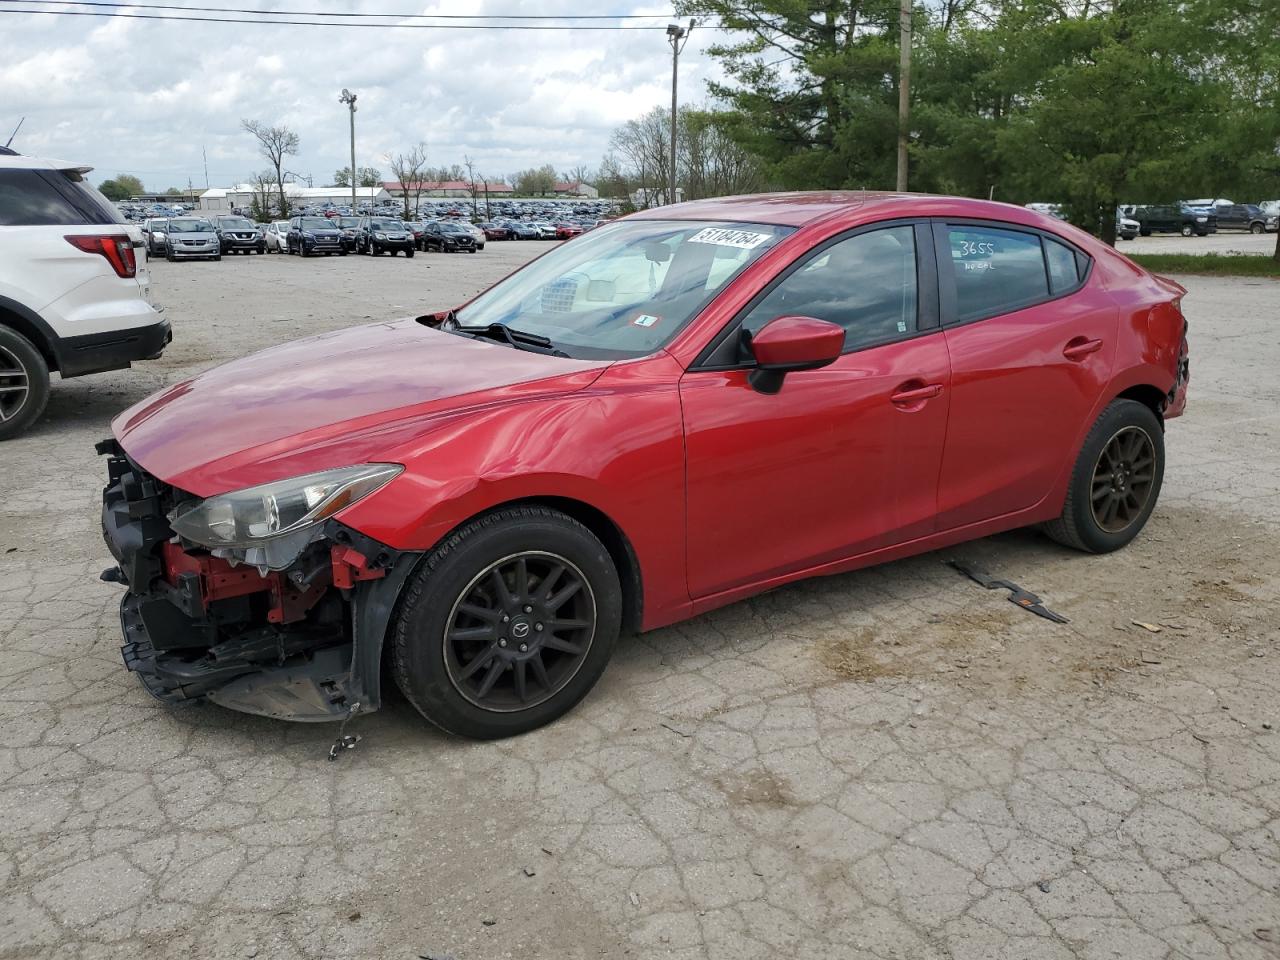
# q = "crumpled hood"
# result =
<box><xmin>113</xmin><ymin>319</ymin><xmax>609</xmax><ymax>496</ymax></box>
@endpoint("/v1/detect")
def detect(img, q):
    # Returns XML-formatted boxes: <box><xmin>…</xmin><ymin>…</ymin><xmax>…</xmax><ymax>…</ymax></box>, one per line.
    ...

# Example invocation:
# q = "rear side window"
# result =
<box><xmin>945</xmin><ymin>225</ymin><xmax>1048</xmax><ymax>322</ymax></box>
<box><xmin>1044</xmin><ymin>238</ymin><xmax>1081</xmax><ymax>294</ymax></box>
<box><xmin>57</xmin><ymin>170</ymin><xmax>126</xmax><ymax>225</ymax></box>
<box><xmin>0</xmin><ymin>169</ymin><xmax>85</xmax><ymax>225</ymax></box>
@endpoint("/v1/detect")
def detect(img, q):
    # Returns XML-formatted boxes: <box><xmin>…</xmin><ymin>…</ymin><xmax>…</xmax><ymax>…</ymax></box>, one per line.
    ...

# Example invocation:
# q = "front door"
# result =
<box><xmin>681</xmin><ymin>223</ymin><xmax>952</xmax><ymax>599</ymax></box>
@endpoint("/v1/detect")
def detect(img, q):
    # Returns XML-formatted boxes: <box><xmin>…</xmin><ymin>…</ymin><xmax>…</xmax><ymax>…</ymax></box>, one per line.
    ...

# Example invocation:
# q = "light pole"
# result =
<box><xmin>339</xmin><ymin>88</ymin><xmax>357</xmax><ymax>212</ymax></box>
<box><xmin>666</xmin><ymin>21</ymin><xmax>693</xmax><ymax>206</ymax></box>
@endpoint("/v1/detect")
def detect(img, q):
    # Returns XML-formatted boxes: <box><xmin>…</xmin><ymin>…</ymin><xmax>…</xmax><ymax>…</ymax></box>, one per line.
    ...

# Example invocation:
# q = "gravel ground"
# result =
<box><xmin>1122</xmin><ymin>232</ymin><xmax>1277</xmax><ymax>256</ymax></box>
<box><xmin>1</xmin><ymin>244</ymin><xmax>1277</xmax><ymax>960</ymax></box>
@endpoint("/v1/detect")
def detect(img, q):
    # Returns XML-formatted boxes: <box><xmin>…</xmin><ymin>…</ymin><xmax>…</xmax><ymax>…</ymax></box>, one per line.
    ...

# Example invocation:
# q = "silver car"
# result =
<box><xmin>142</xmin><ymin>218</ymin><xmax>169</xmax><ymax>257</ymax></box>
<box><xmin>163</xmin><ymin>217</ymin><xmax>220</xmax><ymax>261</ymax></box>
<box><xmin>263</xmin><ymin>220</ymin><xmax>291</xmax><ymax>253</ymax></box>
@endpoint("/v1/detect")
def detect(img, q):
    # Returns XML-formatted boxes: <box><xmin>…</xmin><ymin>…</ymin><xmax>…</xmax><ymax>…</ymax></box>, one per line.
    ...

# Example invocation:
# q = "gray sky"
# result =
<box><xmin>0</xmin><ymin>2</ymin><xmax>724</xmax><ymax>191</ymax></box>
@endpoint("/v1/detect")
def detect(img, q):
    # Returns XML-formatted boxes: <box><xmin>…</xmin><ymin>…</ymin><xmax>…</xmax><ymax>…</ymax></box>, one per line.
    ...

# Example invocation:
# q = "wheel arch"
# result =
<box><xmin>1115</xmin><ymin>383</ymin><xmax>1167</xmax><ymax>426</ymax></box>
<box><xmin>0</xmin><ymin>295</ymin><xmax>60</xmax><ymax>371</ymax></box>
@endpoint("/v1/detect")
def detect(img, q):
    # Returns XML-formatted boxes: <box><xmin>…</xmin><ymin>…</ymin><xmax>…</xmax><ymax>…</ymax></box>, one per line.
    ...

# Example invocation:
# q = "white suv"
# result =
<box><xmin>0</xmin><ymin>148</ymin><xmax>169</xmax><ymax>439</ymax></box>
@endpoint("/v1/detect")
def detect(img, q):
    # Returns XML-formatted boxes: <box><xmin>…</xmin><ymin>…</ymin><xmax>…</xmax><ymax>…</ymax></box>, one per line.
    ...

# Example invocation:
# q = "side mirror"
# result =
<box><xmin>746</xmin><ymin>315</ymin><xmax>844</xmax><ymax>394</ymax></box>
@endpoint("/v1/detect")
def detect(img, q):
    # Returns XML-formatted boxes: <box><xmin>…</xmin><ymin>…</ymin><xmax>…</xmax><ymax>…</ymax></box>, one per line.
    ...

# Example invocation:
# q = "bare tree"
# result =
<box><xmin>562</xmin><ymin>164</ymin><xmax>595</xmax><ymax>187</ymax></box>
<box><xmin>463</xmin><ymin>154</ymin><xmax>481</xmax><ymax>218</ymax></box>
<box><xmin>386</xmin><ymin>143</ymin><xmax>429</xmax><ymax>221</ymax></box>
<box><xmin>513</xmin><ymin>164</ymin><xmax>557</xmax><ymax>196</ymax></box>
<box><xmin>248</xmin><ymin>170</ymin><xmax>275</xmax><ymax>221</ymax></box>
<box><xmin>241</xmin><ymin>119</ymin><xmax>299</xmax><ymax>218</ymax></box>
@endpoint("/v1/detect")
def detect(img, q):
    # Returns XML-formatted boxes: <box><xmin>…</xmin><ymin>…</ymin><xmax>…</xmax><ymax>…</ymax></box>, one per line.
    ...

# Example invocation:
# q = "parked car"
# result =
<box><xmin>0</xmin><ymin>149</ymin><xmax>169</xmax><ymax>439</ymax></box>
<box><xmin>286</xmin><ymin>216</ymin><xmax>346</xmax><ymax>257</ymax></box>
<box><xmin>1116</xmin><ymin>211</ymin><xmax>1140</xmax><ymax>240</ymax></box>
<box><xmin>355</xmin><ymin>217</ymin><xmax>415</xmax><ymax>256</ymax></box>
<box><xmin>337</xmin><ymin>216</ymin><xmax>361</xmax><ymax>252</ymax></box>
<box><xmin>505</xmin><ymin>221</ymin><xmax>540</xmax><ymax>240</ymax></box>
<box><xmin>405</xmin><ymin>221</ymin><xmax>427</xmax><ymax>250</ymax></box>
<box><xmin>1133</xmin><ymin>204</ymin><xmax>1216</xmax><ymax>237</ymax></box>
<box><xmin>142</xmin><ymin>218</ymin><xmax>169</xmax><ymax>257</ymax></box>
<box><xmin>1211</xmin><ymin>203</ymin><xmax>1267</xmax><ymax>233</ymax></box>
<box><xmin>215</xmin><ymin>215</ymin><xmax>266</xmax><ymax>254</ymax></box>
<box><xmin>97</xmin><ymin>193</ymin><xmax>1189</xmax><ymax>738</ymax></box>
<box><xmin>478</xmin><ymin>222</ymin><xmax>510</xmax><ymax>241</ymax></box>
<box><xmin>263</xmin><ymin>220</ymin><xmax>290</xmax><ymax>253</ymax></box>
<box><xmin>555</xmin><ymin>222</ymin><xmax>585</xmax><ymax>240</ymax></box>
<box><xmin>163</xmin><ymin>217</ymin><xmax>220</xmax><ymax>261</ymax></box>
<box><xmin>421</xmin><ymin>220</ymin><xmax>478</xmax><ymax>253</ymax></box>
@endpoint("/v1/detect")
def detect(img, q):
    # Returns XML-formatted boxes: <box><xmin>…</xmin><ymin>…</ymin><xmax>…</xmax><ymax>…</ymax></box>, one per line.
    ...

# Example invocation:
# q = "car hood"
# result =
<box><xmin>169</xmin><ymin>230</ymin><xmax>217</xmax><ymax>240</ymax></box>
<box><xmin>113</xmin><ymin>318</ymin><xmax>610</xmax><ymax>496</ymax></box>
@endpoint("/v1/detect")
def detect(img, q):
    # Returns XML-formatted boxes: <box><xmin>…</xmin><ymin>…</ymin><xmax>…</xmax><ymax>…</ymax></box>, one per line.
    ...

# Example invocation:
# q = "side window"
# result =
<box><xmin>0</xmin><ymin>169</ymin><xmax>84</xmax><ymax>226</ymax></box>
<box><xmin>1044</xmin><ymin>238</ymin><xmax>1081</xmax><ymax>294</ymax></box>
<box><xmin>742</xmin><ymin>225</ymin><xmax>918</xmax><ymax>352</ymax></box>
<box><xmin>945</xmin><ymin>225</ymin><xmax>1048</xmax><ymax>322</ymax></box>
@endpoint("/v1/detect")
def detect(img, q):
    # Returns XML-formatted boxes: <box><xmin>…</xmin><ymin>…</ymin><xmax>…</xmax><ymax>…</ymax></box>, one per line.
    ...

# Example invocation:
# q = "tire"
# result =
<box><xmin>405</xmin><ymin>249</ymin><xmax>414</xmax><ymax>258</ymax></box>
<box><xmin>392</xmin><ymin>506</ymin><xmax>622</xmax><ymax>739</ymax></box>
<box><xmin>0</xmin><ymin>326</ymin><xmax>51</xmax><ymax>441</ymax></box>
<box><xmin>213</xmin><ymin>254</ymin><xmax>222</xmax><ymax>261</ymax></box>
<box><xmin>340</xmin><ymin>249</ymin><xmax>348</xmax><ymax>257</ymax></box>
<box><xmin>165</xmin><ymin>244</ymin><xmax>175</xmax><ymax>262</ymax></box>
<box><xmin>1180</xmin><ymin>224</ymin><xmax>1194</xmax><ymax>237</ymax></box>
<box><xmin>1043</xmin><ymin>399</ymin><xmax>1164</xmax><ymax>554</ymax></box>
<box><xmin>1250</xmin><ymin>222</ymin><xmax>1264</xmax><ymax>235</ymax></box>
<box><xmin>301</xmin><ymin>245</ymin><xmax>310</xmax><ymax>258</ymax></box>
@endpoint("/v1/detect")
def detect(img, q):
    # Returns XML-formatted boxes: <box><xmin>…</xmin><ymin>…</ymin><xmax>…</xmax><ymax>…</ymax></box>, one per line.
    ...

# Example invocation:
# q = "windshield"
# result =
<box><xmin>221</xmin><ymin>218</ymin><xmax>254</xmax><ymax>230</ymax></box>
<box><xmin>370</xmin><ymin>220</ymin><xmax>403</xmax><ymax>230</ymax></box>
<box><xmin>169</xmin><ymin>219</ymin><xmax>213</xmax><ymax>232</ymax></box>
<box><xmin>454</xmin><ymin>219</ymin><xmax>794</xmax><ymax>360</ymax></box>
<box><xmin>299</xmin><ymin>217</ymin><xmax>331</xmax><ymax>230</ymax></box>
<box><xmin>441</xmin><ymin>223</ymin><xmax>468</xmax><ymax>233</ymax></box>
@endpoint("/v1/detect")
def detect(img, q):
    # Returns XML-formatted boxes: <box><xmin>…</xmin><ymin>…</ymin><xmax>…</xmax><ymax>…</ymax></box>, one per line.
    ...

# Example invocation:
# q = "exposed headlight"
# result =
<box><xmin>169</xmin><ymin>464</ymin><xmax>402</xmax><ymax>548</ymax></box>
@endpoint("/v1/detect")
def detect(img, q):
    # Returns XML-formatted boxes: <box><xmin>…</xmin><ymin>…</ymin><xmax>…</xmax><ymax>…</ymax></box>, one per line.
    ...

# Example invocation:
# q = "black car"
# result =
<box><xmin>337</xmin><ymin>216</ymin><xmax>361</xmax><ymax>252</ymax></box>
<box><xmin>1134</xmin><ymin>204</ymin><xmax>1216</xmax><ymax>237</ymax></box>
<box><xmin>1212</xmin><ymin>203</ymin><xmax>1267</xmax><ymax>233</ymax></box>
<box><xmin>286</xmin><ymin>216</ymin><xmax>346</xmax><ymax>257</ymax></box>
<box><xmin>422</xmin><ymin>220</ymin><xmax>478</xmax><ymax>253</ymax></box>
<box><xmin>356</xmin><ymin>216</ymin><xmax>415</xmax><ymax>256</ymax></box>
<box><xmin>214</xmin><ymin>215</ymin><xmax>266</xmax><ymax>254</ymax></box>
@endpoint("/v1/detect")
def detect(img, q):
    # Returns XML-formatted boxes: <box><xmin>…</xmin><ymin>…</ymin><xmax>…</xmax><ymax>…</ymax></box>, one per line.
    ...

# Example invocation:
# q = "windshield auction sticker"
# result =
<box><xmin>687</xmin><ymin>227</ymin><xmax>772</xmax><ymax>249</ymax></box>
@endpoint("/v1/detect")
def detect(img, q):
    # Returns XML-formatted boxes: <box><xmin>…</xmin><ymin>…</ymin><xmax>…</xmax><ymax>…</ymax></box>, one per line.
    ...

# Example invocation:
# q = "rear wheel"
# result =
<box><xmin>1180</xmin><ymin>224</ymin><xmax>1194</xmax><ymax>237</ymax></box>
<box><xmin>0</xmin><ymin>327</ymin><xmax>50</xmax><ymax>441</ymax></box>
<box><xmin>392</xmin><ymin>506</ymin><xmax>622</xmax><ymax>739</ymax></box>
<box><xmin>1043</xmin><ymin>399</ymin><xmax>1164</xmax><ymax>554</ymax></box>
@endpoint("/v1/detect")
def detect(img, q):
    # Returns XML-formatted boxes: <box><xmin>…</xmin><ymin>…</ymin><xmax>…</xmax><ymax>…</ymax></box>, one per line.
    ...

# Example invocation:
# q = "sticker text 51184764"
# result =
<box><xmin>687</xmin><ymin>228</ymin><xmax>772</xmax><ymax>250</ymax></box>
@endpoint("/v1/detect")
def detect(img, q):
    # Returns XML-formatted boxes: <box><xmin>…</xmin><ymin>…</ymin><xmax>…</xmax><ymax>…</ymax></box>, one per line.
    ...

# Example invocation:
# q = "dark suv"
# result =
<box><xmin>356</xmin><ymin>217</ymin><xmax>415</xmax><ymax>256</ymax></box>
<box><xmin>214</xmin><ymin>215</ymin><xmax>265</xmax><ymax>255</ymax></box>
<box><xmin>287</xmin><ymin>216</ymin><xmax>346</xmax><ymax>257</ymax></box>
<box><xmin>1212</xmin><ymin>203</ymin><xmax>1267</xmax><ymax>234</ymax></box>
<box><xmin>1134</xmin><ymin>205</ymin><xmax>1216</xmax><ymax>237</ymax></box>
<box><xmin>421</xmin><ymin>220</ymin><xmax>478</xmax><ymax>253</ymax></box>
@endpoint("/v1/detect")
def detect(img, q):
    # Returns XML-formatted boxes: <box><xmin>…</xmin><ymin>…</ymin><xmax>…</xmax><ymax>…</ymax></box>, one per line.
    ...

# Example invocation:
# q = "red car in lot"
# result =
<box><xmin>99</xmin><ymin>193</ymin><xmax>1189</xmax><ymax>739</ymax></box>
<box><xmin>555</xmin><ymin>222</ymin><xmax>585</xmax><ymax>240</ymax></box>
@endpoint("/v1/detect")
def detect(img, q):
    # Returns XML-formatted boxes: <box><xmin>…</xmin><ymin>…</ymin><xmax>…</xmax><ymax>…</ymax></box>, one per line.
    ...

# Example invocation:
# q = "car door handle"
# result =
<box><xmin>1063</xmin><ymin>337</ymin><xmax>1103</xmax><ymax>361</ymax></box>
<box><xmin>890</xmin><ymin>382</ymin><xmax>943</xmax><ymax>405</ymax></box>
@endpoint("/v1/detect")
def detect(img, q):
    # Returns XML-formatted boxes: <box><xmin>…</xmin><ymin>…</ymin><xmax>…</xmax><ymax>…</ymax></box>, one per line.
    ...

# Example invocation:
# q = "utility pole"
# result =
<box><xmin>339</xmin><ymin>89</ymin><xmax>358</xmax><ymax>212</ymax></box>
<box><xmin>666</xmin><ymin>21</ymin><xmax>693</xmax><ymax>206</ymax></box>
<box><xmin>202</xmin><ymin>145</ymin><xmax>209</xmax><ymax>189</ymax></box>
<box><xmin>896</xmin><ymin>0</ymin><xmax>912</xmax><ymax>192</ymax></box>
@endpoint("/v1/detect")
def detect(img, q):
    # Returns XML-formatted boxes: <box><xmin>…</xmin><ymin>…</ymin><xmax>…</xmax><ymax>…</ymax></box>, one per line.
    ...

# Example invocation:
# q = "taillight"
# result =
<box><xmin>65</xmin><ymin>234</ymin><xmax>137</xmax><ymax>278</ymax></box>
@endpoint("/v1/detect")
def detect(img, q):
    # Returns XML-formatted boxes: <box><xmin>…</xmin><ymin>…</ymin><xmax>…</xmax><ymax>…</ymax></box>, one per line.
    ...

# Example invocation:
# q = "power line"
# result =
<box><xmin>1</xmin><ymin>0</ymin><xmax>675</xmax><ymax>18</ymax></box>
<box><xmin>0</xmin><ymin>3</ymin><xmax>677</xmax><ymax>28</ymax></box>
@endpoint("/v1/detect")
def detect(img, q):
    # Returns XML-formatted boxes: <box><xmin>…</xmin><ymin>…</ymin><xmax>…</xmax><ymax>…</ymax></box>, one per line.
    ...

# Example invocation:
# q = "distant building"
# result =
<box><xmin>630</xmin><ymin>187</ymin><xmax>683</xmax><ymax>208</ymax></box>
<box><xmin>554</xmin><ymin>181</ymin><xmax>599</xmax><ymax>198</ymax></box>
<box><xmin>383</xmin><ymin>180</ymin><xmax>514</xmax><ymax>199</ymax></box>
<box><xmin>200</xmin><ymin>184</ymin><xmax>391</xmax><ymax>212</ymax></box>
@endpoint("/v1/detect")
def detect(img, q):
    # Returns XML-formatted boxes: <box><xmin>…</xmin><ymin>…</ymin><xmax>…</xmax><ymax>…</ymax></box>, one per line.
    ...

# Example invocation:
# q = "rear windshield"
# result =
<box><xmin>0</xmin><ymin>168</ymin><xmax>122</xmax><ymax>226</ymax></box>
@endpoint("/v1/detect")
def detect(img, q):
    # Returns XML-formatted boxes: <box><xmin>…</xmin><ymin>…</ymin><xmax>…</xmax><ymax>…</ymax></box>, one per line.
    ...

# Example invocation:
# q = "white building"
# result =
<box><xmin>200</xmin><ymin>184</ymin><xmax>391</xmax><ymax>212</ymax></box>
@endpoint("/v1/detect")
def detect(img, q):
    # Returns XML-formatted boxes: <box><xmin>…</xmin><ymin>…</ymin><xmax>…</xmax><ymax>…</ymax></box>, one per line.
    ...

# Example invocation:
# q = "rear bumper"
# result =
<box><xmin>59</xmin><ymin>317</ymin><xmax>171</xmax><ymax>378</ymax></box>
<box><xmin>98</xmin><ymin>439</ymin><xmax>419</xmax><ymax>722</ymax></box>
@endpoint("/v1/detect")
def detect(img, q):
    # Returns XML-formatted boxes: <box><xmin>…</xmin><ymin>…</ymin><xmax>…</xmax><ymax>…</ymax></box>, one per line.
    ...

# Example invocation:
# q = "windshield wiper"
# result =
<box><xmin>455</xmin><ymin>322</ymin><xmax>569</xmax><ymax>358</ymax></box>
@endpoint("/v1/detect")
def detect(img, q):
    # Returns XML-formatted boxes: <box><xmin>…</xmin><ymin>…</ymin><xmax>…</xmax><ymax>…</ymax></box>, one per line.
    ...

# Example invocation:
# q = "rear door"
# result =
<box><xmin>932</xmin><ymin>220</ymin><xmax>1117</xmax><ymax>530</ymax></box>
<box><xmin>680</xmin><ymin>221</ymin><xmax>952</xmax><ymax>598</ymax></box>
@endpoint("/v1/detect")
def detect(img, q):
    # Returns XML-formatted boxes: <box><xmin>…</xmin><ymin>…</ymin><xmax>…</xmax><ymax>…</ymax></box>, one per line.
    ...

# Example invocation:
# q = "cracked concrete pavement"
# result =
<box><xmin>1</xmin><ymin>246</ymin><xmax>1277</xmax><ymax>959</ymax></box>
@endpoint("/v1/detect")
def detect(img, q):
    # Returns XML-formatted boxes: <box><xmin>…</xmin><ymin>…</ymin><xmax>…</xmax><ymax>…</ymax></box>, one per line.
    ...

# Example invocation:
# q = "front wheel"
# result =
<box><xmin>1250</xmin><ymin>222</ymin><xmax>1264</xmax><ymax>234</ymax></box>
<box><xmin>1180</xmin><ymin>224</ymin><xmax>1194</xmax><ymax>237</ymax></box>
<box><xmin>213</xmin><ymin>254</ymin><xmax>222</xmax><ymax>261</ymax></box>
<box><xmin>392</xmin><ymin>506</ymin><xmax>622</xmax><ymax>739</ymax></box>
<box><xmin>405</xmin><ymin>249</ymin><xmax>414</xmax><ymax>258</ymax></box>
<box><xmin>0</xmin><ymin>326</ymin><xmax>51</xmax><ymax>441</ymax></box>
<box><xmin>1043</xmin><ymin>399</ymin><xmax>1164</xmax><ymax>554</ymax></box>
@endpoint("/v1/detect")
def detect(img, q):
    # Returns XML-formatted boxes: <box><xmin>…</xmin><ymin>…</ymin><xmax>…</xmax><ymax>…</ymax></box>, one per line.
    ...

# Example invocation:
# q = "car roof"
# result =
<box><xmin>627</xmin><ymin>191</ymin><xmax>1068</xmax><ymax>231</ymax></box>
<box><xmin>0</xmin><ymin>153</ymin><xmax>92</xmax><ymax>172</ymax></box>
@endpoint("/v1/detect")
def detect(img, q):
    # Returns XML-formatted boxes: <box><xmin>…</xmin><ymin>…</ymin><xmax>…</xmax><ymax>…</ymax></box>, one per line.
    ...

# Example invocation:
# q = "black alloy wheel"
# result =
<box><xmin>0</xmin><ymin>328</ymin><xmax>50</xmax><ymax>440</ymax></box>
<box><xmin>1089</xmin><ymin>426</ymin><xmax>1157</xmax><ymax>533</ymax></box>
<box><xmin>392</xmin><ymin>506</ymin><xmax>622</xmax><ymax>739</ymax></box>
<box><xmin>443</xmin><ymin>551</ymin><xmax>596</xmax><ymax>712</ymax></box>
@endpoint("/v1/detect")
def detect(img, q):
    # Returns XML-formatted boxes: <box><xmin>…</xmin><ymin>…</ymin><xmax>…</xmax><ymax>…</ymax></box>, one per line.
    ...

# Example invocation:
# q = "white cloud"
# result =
<box><xmin>0</xmin><ymin>0</ymin><xmax>726</xmax><ymax>190</ymax></box>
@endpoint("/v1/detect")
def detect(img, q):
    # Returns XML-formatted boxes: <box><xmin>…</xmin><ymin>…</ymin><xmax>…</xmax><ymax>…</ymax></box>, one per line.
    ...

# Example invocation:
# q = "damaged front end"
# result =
<box><xmin>97</xmin><ymin>439</ymin><xmax>420</xmax><ymax>721</ymax></box>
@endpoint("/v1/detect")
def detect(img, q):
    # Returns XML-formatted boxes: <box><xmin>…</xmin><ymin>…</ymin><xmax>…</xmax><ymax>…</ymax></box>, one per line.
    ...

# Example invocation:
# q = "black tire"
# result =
<box><xmin>300</xmin><ymin>245</ymin><xmax>310</xmax><ymax>258</ymax></box>
<box><xmin>405</xmin><ymin>249</ymin><xmax>414</xmax><ymax>258</ymax></box>
<box><xmin>1043</xmin><ymin>399</ymin><xmax>1164</xmax><ymax>554</ymax></box>
<box><xmin>392</xmin><ymin>506</ymin><xmax>622</xmax><ymax>739</ymax></box>
<box><xmin>0</xmin><ymin>326</ymin><xmax>51</xmax><ymax>441</ymax></box>
<box><xmin>339</xmin><ymin>249</ymin><xmax>348</xmax><ymax>257</ymax></box>
<box><xmin>213</xmin><ymin>254</ymin><xmax>222</xmax><ymax>261</ymax></box>
<box><xmin>1180</xmin><ymin>224</ymin><xmax>1194</xmax><ymax>237</ymax></box>
<box><xmin>1139</xmin><ymin>228</ymin><xmax>1151</xmax><ymax>237</ymax></box>
<box><xmin>1250</xmin><ymin>222</ymin><xmax>1264</xmax><ymax>235</ymax></box>
<box><xmin>165</xmin><ymin>243</ymin><xmax>175</xmax><ymax>262</ymax></box>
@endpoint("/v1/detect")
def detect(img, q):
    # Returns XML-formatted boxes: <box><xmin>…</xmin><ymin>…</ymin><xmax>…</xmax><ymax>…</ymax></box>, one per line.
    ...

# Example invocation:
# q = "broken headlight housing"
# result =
<box><xmin>169</xmin><ymin>464</ymin><xmax>402</xmax><ymax>550</ymax></box>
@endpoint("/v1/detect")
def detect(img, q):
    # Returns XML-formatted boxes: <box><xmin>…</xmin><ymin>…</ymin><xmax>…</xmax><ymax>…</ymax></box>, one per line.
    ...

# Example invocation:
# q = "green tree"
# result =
<box><xmin>513</xmin><ymin>164</ymin><xmax>557</xmax><ymax>196</ymax></box>
<box><xmin>98</xmin><ymin>173</ymin><xmax>145</xmax><ymax>200</ymax></box>
<box><xmin>334</xmin><ymin>165</ymin><xmax>384</xmax><ymax>188</ymax></box>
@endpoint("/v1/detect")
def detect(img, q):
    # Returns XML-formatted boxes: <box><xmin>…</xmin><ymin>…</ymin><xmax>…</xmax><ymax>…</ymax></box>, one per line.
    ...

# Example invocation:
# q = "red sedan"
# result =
<box><xmin>555</xmin><ymin>221</ymin><xmax>585</xmax><ymax>240</ymax></box>
<box><xmin>99</xmin><ymin>193</ymin><xmax>1189</xmax><ymax>739</ymax></box>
